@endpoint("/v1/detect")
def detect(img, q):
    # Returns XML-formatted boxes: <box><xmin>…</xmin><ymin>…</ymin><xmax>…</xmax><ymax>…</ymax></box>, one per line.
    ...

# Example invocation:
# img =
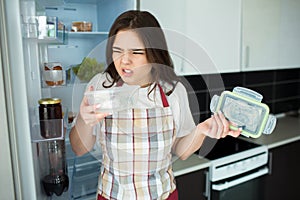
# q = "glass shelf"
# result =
<box><xmin>31</xmin><ymin>107</ymin><xmax>70</xmax><ymax>143</ymax></box>
<box><xmin>38</xmin><ymin>30</ymin><xmax>67</xmax><ymax>44</ymax></box>
<box><xmin>22</xmin><ymin>15</ymin><xmax>67</xmax><ymax>44</ymax></box>
<box><xmin>48</xmin><ymin>45</ymin><xmax>78</xmax><ymax>48</ymax></box>
<box><xmin>31</xmin><ymin>119</ymin><xmax>65</xmax><ymax>143</ymax></box>
<box><xmin>24</xmin><ymin>37</ymin><xmax>66</xmax><ymax>44</ymax></box>
<box><xmin>64</xmin><ymin>0</ymin><xmax>100</xmax><ymax>4</ymax></box>
<box><xmin>68</xmin><ymin>31</ymin><xmax>108</xmax><ymax>38</ymax></box>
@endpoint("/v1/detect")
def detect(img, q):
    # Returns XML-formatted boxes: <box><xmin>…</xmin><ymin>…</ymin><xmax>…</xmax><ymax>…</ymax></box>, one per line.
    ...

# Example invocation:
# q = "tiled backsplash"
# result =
<box><xmin>182</xmin><ymin>68</ymin><xmax>300</xmax><ymax>123</ymax></box>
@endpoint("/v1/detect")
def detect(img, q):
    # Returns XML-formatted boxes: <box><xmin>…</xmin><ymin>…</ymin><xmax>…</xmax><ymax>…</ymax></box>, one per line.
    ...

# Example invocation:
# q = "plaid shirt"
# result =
<box><xmin>97</xmin><ymin>85</ymin><xmax>177</xmax><ymax>200</ymax></box>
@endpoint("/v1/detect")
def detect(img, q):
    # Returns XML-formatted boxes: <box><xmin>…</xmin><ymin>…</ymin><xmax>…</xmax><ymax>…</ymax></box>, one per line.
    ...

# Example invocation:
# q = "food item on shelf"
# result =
<box><xmin>67</xmin><ymin>111</ymin><xmax>76</xmax><ymax>124</ymax></box>
<box><xmin>44</xmin><ymin>62</ymin><xmax>64</xmax><ymax>86</ymax></box>
<box><xmin>72</xmin><ymin>57</ymin><xmax>105</xmax><ymax>82</ymax></box>
<box><xmin>38</xmin><ymin>98</ymin><xmax>63</xmax><ymax>139</ymax></box>
<box><xmin>57</xmin><ymin>21</ymin><xmax>65</xmax><ymax>30</ymax></box>
<box><xmin>71</xmin><ymin>21</ymin><xmax>92</xmax><ymax>32</ymax></box>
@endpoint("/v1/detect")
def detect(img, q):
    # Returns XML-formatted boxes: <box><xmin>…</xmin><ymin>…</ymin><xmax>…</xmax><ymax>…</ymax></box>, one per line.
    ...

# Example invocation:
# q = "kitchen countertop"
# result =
<box><xmin>242</xmin><ymin>116</ymin><xmax>300</xmax><ymax>149</ymax></box>
<box><xmin>172</xmin><ymin>154</ymin><xmax>210</xmax><ymax>177</ymax></box>
<box><xmin>173</xmin><ymin>116</ymin><xmax>300</xmax><ymax>177</ymax></box>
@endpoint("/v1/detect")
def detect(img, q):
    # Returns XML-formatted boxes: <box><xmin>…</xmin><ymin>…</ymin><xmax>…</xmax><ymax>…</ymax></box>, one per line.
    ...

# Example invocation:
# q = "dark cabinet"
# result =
<box><xmin>263</xmin><ymin>140</ymin><xmax>300</xmax><ymax>200</ymax></box>
<box><xmin>176</xmin><ymin>168</ymin><xmax>208</xmax><ymax>200</ymax></box>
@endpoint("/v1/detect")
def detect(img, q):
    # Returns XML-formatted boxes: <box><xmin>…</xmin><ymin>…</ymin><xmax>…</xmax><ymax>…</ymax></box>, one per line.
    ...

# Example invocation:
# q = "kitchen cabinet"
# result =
<box><xmin>176</xmin><ymin>168</ymin><xmax>208</xmax><ymax>200</ymax></box>
<box><xmin>140</xmin><ymin>0</ymin><xmax>241</xmax><ymax>75</ymax></box>
<box><xmin>242</xmin><ymin>0</ymin><xmax>300</xmax><ymax>71</ymax></box>
<box><xmin>139</xmin><ymin>0</ymin><xmax>185</xmax><ymax>33</ymax></box>
<box><xmin>142</xmin><ymin>0</ymin><xmax>300</xmax><ymax>75</ymax></box>
<box><xmin>262</xmin><ymin>140</ymin><xmax>300</xmax><ymax>200</ymax></box>
<box><xmin>184</xmin><ymin>0</ymin><xmax>241</xmax><ymax>74</ymax></box>
<box><xmin>139</xmin><ymin>0</ymin><xmax>187</xmax><ymax>75</ymax></box>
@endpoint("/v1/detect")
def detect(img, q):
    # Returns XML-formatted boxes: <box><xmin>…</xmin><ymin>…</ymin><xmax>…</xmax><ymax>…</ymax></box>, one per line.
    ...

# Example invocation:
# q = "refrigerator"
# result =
<box><xmin>0</xmin><ymin>0</ymin><xmax>137</xmax><ymax>199</ymax></box>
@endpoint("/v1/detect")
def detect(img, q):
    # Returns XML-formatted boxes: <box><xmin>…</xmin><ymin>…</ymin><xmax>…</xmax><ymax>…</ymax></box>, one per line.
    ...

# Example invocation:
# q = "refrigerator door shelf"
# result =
<box><xmin>70</xmin><ymin>152</ymin><xmax>101</xmax><ymax>199</ymax></box>
<box><xmin>31</xmin><ymin>119</ymin><xmax>65</xmax><ymax>142</ymax></box>
<box><xmin>31</xmin><ymin>107</ymin><xmax>69</xmax><ymax>143</ymax></box>
<box><xmin>71</xmin><ymin>171</ymin><xmax>99</xmax><ymax>199</ymax></box>
<box><xmin>22</xmin><ymin>16</ymin><xmax>67</xmax><ymax>44</ymax></box>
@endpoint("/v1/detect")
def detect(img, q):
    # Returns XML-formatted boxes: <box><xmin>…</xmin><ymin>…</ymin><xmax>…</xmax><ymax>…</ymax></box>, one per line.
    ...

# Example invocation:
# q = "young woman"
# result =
<box><xmin>70</xmin><ymin>10</ymin><xmax>241</xmax><ymax>200</ymax></box>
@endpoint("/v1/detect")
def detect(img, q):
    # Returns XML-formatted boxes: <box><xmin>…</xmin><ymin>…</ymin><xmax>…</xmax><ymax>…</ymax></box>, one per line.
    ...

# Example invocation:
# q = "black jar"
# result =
<box><xmin>38</xmin><ymin>98</ymin><xmax>63</xmax><ymax>139</ymax></box>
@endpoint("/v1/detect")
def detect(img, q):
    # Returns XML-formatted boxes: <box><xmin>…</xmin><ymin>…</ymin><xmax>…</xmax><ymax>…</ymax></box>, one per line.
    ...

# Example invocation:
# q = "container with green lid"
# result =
<box><xmin>210</xmin><ymin>87</ymin><xmax>277</xmax><ymax>138</ymax></box>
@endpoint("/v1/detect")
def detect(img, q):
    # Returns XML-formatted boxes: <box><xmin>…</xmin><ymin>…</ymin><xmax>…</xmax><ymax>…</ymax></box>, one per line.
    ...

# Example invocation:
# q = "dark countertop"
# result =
<box><xmin>173</xmin><ymin>116</ymin><xmax>300</xmax><ymax>176</ymax></box>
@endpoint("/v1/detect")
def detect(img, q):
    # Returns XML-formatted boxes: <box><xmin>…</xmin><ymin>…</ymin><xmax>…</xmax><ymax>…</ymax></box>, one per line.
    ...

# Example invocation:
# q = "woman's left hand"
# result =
<box><xmin>198</xmin><ymin>111</ymin><xmax>241</xmax><ymax>139</ymax></box>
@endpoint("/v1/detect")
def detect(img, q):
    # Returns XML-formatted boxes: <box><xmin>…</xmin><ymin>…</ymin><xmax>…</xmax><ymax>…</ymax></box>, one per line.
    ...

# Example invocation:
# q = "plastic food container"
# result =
<box><xmin>84</xmin><ymin>85</ymin><xmax>139</xmax><ymax>113</ymax></box>
<box><xmin>43</xmin><ymin>62</ymin><xmax>65</xmax><ymax>86</ymax></box>
<box><xmin>72</xmin><ymin>21</ymin><xmax>92</xmax><ymax>32</ymax></box>
<box><xmin>210</xmin><ymin>87</ymin><xmax>277</xmax><ymax>138</ymax></box>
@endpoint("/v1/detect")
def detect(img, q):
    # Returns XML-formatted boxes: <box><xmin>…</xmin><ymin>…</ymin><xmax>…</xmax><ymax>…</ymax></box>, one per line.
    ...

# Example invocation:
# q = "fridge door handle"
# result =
<box><xmin>212</xmin><ymin>167</ymin><xmax>268</xmax><ymax>191</ymax></box>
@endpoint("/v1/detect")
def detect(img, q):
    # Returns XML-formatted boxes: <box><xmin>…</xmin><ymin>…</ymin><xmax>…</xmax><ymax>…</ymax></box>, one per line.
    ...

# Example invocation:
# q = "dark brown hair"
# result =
<box><xmin>104</xmin><ymin>10</ymin><xmax>179</xmax><ymax>95</ymax></box>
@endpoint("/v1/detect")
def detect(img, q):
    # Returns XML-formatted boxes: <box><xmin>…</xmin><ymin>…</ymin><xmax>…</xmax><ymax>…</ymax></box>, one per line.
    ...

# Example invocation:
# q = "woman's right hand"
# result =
<box><xmin>198</xmin><ymin>111</ymin><xmax>241</xmax><ymax>139</ymax></box>
<box><xmin>79</xmin><ymin>86</ymin><xmax>110</xmax><ymax>127</ymax></box>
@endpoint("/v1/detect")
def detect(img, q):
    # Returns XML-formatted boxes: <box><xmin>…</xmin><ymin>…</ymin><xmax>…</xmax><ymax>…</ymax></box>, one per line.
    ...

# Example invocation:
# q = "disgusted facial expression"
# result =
<box><xmin>112</xmin><ymin>30</ymin><xmax>152</xmax><ymax>86</ymax></box>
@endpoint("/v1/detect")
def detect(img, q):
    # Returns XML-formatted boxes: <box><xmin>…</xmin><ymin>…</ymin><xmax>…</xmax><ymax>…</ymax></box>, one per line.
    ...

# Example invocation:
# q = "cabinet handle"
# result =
<box><xmin>212</xmin><ymin>167</ymin><xmax>269</xmax><ymax>191</ymax></box>
<box><xmin>203</xmin><ymin>170</ymin><xmax>210</xmax><ymax>199</ymax></box>
<box><xmin>268</xmin><ymin>152</ymin><xmax>273</xmax><ymax>175</ymax></box>
<box><xmin>243</xmin><ymin>45</ymin><xmax>250</xmax><ymax>68</ymax></box>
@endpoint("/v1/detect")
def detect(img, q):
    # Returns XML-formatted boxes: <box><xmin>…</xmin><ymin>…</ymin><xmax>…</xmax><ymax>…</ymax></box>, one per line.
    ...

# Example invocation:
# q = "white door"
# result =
<box><xmin>0</xmin><ymin>38</ymin><xmax>16</xmax><ymax>200</ymax></box>
<box><xmin>0</xmin><ymin>1</ymin><xmax>18</xmax><ymax>198</ymax></box>
<box><xmin>140</xmin><ymin>0</ymin><xmax>241</xmax><ymax>75</ymax></box>
<box><xmin>242</xmin><ymin>0</ymin><xmax>300</xmax><ymax>71</ymax></box>
<box><xmin>1</xmin><ymin>0</ymin><xmax>38</xmax><ymax>199</ymax></box>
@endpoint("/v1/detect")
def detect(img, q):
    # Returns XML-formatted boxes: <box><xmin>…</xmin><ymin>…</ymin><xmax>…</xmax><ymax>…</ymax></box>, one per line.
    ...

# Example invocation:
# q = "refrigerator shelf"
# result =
<box><xmin>22</xmin><ymin>15</ymin><xmax>67</xmax><ymax>44</ymax></box>
<box><xmin>68</xmin><ymin>31</ymin><xmax>108</xmax><ymax>38</ymax></box>
<box><xmin>48</xmin><ymin>44</ymin><xmax>79</xmax><ymax>49</ymax></box>
<box><xmin>71</xmin><ymin>171</ymin><xmax>99</xmax><ymax>199</ymax></box>
<box><xmin>31</xmin><ymin>119</ymin><xmax>66</xmax><ymax>143</ymax></box>
<box><xmin>31</xmin><ymin>106</ymin><xmax>68</xmax><ymax>143</ymax></box>
<box><xmin>23</xmin><ymin>36</ymin><xmax>62</xmax><ymax>42</ymax></box>
<box><xmin>23</xmin><ymin>30</ymin><xmax>67</xmax><ymax>44</ymax></box>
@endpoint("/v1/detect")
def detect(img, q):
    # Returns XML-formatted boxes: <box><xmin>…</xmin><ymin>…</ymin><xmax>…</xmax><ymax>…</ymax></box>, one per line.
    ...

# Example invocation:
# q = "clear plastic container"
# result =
<box><xmin>84</xmin><ymin>85</ymin><xmax>139</xmax><ymax>113</ymax></box>
<box><xmin>42</xmin><ymin>62</ymin><xmax>66</xmax><ymax>87</ymax></box>
<box><xmin>37</xmin><ymin>16</ymin><xmax>58</xmax><ymax>39</ymax></box>
<box><xmin>210</xmin><ymin>87</ymin><xmax>277</xmax><ymax>138</ymax></box>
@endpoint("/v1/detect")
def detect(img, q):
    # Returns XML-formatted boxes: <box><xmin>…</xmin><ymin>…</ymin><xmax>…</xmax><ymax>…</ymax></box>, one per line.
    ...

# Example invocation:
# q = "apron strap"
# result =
<box><xmin>158</xmin><ymin>84</ymin><xmax>169</xmax><ymax>107</ymax></box>
<box><xmin>116</xmin><ymin>79</ymin><xmax>124</xmax><ymax>86</ymax></box>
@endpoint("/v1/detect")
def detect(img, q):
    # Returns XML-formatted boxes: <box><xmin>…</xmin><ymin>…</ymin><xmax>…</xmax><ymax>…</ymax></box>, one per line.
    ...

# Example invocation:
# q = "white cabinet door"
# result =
<box><xmin>279</xmin><ymin>0</ymin><xmax>300</xmax><ymax>68</ymax></box>
<box><xmin>139</xmin><ymin>0</ymin><xmax>185</xmax><ymax>32</ymax></box>
<box><xmin>242</xmin><ymin>0</ymin><xmax>300</xmax><ymax>71</ymax></box>
<box><xmin>141</xmin><ymin>0</ymin><xmax>241</xmax><ymax>75</ymax></box>
<box><xmin>184</xmin><ymin>0</ymin><xmax>241</xmax><ymax>74</ymax></box>
<box><xmin>139</xmin><ymin>0</ymin><xmax>187</xmax><ymax>75</ymax></box>
<box><xmin>242</xmin><ymin>0</ymin><xmax>281</xmax><ymax>70</ymax></box>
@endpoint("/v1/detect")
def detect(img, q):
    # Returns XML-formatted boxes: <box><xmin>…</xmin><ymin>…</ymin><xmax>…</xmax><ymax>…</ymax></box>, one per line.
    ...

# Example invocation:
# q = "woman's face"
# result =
<box><xmin>112</xmin><ymin>30</ymin><xmax>152</xmax><ymax>86</ymax></box>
